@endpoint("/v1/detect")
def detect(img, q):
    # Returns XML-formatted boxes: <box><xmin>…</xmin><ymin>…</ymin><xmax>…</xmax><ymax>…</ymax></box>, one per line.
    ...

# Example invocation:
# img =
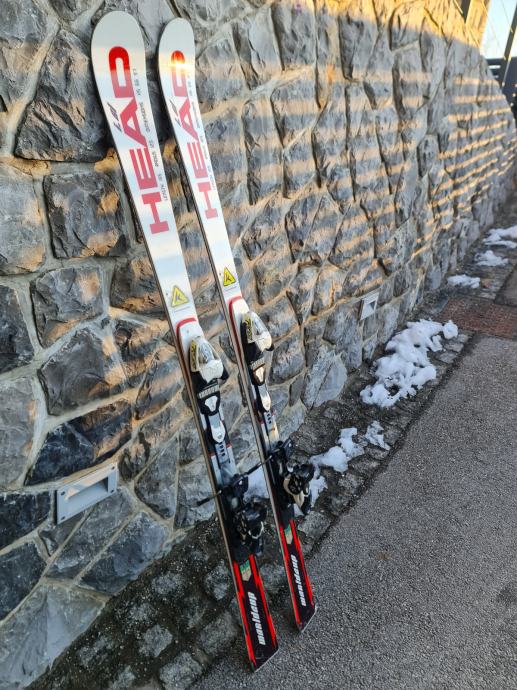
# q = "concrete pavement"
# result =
<box><xmin>195</xmin><ymin>335</ymin><xmax>517</xmax><ymax>689</ymax></box>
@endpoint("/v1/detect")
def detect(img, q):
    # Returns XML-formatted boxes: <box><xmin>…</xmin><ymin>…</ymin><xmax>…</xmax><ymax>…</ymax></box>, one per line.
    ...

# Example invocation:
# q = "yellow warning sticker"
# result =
<box><xmin>171</xmin><ymin>285</ymin><xmax>189</xmax><ymax>307</ymax></box>
<box><xmin>223</xmin><ymin>267</ymin><xmax>236</xmax><ymax>287</ymax></box>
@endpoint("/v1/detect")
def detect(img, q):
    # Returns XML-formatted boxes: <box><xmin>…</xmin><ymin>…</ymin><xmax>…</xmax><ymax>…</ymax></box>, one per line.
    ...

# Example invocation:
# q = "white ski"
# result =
<box><xmin>158</xmin><ymin>18</ymin><xmax>316</xmax><ymax>630</ymax></box>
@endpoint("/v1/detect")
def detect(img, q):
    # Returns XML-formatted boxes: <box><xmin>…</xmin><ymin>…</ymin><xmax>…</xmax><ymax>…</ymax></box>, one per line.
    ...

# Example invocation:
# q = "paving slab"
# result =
<box><xmin>194</xmin><ymin>336</ymin><xmax>517</xmax><ymax>690</ymax></box>
<box><xmin>498</xmin><ymin>268</ymin><xmax>517</xmax><ymax>307</ymax></box>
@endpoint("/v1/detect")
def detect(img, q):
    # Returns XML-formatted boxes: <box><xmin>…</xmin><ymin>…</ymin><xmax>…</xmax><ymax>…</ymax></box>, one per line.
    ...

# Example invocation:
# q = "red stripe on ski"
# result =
<box><xmin>249</xmin><ymin>556</ymin><xmax>277</xmax><ymax>646</ymax></box>
<box><xmin>176</xmin><ymin>316</ymin><xmax>197</xmax><ymax>341</ymax></box>
<box><xmin>232</xmin><ymin>561</ymin><xmax>257</xmax><ymax>669</ymax></box>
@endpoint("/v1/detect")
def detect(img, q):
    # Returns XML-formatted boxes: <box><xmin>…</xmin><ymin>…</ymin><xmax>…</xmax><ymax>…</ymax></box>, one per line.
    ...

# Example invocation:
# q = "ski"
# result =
<box><xmin>91</xmin><ymin>12</ymin><xmax>278</xmax><ymax>670</ymax></box>
<box><xmin>158</xmin><ymin>18</ymin><xmax>316</xmax><ymax>630</ymax></box>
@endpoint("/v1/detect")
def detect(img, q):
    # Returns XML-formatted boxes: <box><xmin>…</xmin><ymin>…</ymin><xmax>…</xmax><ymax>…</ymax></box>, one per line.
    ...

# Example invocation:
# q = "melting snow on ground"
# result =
<box><xmin>311</xmin><ymin>427</ymin><xmax>366</xmax><ymax>473</ymax></box>
<box><xmin>363</xmin><ymin>421</ymin><xmax>390</xmax><ymax>450</ymax></box>
<box><xmin>360</xmin><ymin>319</ymin><xmax>458</xmax><ymax>409</ymax></box>
<box><xmin>483</xmin><ymin>225</ymin><xmax>517</xmax><ymax>249</ymax></box>
<box><xmin>475</xmin><ymin>249</ymin><xmax>509</xmax><ymax>267</ymax></box>
<box><xmin>447</xmin><ymin>274</ymin><xmax>480</xmax><ymax>289</ymax></box>
<box><xmin>247</xmin><ymin>423</ymin><xmax>390</xmax><ymax>512</ymax></box>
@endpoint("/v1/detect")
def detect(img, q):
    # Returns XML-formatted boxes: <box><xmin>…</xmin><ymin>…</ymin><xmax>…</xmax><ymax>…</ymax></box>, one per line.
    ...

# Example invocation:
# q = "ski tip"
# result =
<box><xmin>158</xmin><ymin>17</ymin><xmax>195</xmax><ymax>63</ymax></box>
<box><xmin>91</xmin><ymin>10</ymin><xmax>142</xmax><ymax>52</ymax></box>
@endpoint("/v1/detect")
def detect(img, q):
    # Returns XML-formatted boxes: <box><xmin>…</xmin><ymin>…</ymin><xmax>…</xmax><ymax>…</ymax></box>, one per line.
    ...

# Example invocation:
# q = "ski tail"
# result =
<box><xmin>91</xmin><ymin>11</ymin><xmax>278</xmax><ymax>670</ymax></box>
<box><xmin>158</xmin><ymin>17</ymin><xmax>316</xmax><ymax>630</ymax></box>
<box><xmin>234</xmin><ymin>557</ymin><xmax>278</xmax><ymax>670</ymax></box>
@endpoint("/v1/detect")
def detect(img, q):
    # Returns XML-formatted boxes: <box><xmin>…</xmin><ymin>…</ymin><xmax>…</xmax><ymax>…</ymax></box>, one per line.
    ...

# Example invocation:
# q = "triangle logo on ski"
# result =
<box><xmin>223</xmin><ymin>267</ymin><xmax>236</xmax><ymax>287</ymax></box>
<box><xmin>171</xmin><ymin>285</ymin><xmax>189</xmax><ymax>307</ymax></box>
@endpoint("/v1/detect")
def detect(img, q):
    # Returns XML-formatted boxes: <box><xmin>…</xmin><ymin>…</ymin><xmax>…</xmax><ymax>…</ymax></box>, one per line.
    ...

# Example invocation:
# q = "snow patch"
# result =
<box><xmin>447</xmin><ymin>274</ymin><xmax>480</xmax><ymax>289</ymax></box>
<box><xmin>364</xmin><ymin>421</ymin><xmax>390</xmax><ymax>450</ymax></box>
<box><xmin>311</xmin><ymin>427</ymin><xmax>366</xmax><ymax>473</ymax></box>
<box><xmin>475</xmin><ymin>250</ymin><xmax>509</xmax><ymax>267</ymax></box>
<box><xmin>360</xmin><ymin>319</ymin><xmax>458</xmax><ymax>409</ymax></box>
<box><xmin>483</xmin><ymin>225</ymin><xmax>517</xmax><ymax>249</ymax></box>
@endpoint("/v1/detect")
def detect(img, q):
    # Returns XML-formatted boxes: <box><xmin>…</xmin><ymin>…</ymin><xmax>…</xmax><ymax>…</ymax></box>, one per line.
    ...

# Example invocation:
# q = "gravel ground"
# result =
<box><xmin>194</xmin><ymin>335</ymin><xmax>517</xmax><ymax>690</ymax></box>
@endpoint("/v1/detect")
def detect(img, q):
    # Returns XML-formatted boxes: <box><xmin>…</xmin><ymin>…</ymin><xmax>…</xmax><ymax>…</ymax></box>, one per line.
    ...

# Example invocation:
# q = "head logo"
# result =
<box><xmin>170</xmin><ymin>50</ymin><xmax>218</xmax><ymax>222</ymax></box>
<box><xmin>108</xmin><ymin>46</ymin><xmax>169</xmax><ymax>236</ymax></box>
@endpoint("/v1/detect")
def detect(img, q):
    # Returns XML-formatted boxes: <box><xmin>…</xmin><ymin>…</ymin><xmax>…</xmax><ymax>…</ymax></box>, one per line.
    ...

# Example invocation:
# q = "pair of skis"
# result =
<box><xmin>91</xmin><ymin>12</ymin><xmax>315</xmax><ymax>670</ymax></box>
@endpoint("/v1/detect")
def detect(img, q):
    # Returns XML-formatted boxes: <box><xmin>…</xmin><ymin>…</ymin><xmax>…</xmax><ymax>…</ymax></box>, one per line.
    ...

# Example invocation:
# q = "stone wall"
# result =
<box><xmin>0</xmin><ymin>0</ymin><xmax>515</xmax><ymax>685</ymax></box>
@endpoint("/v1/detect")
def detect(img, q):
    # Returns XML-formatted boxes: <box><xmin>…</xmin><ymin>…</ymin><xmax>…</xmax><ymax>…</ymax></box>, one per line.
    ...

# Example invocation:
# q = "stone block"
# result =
<box><xmin>243</xmin><ymin>96</ymin><xmax>282</xmax><ymax>204</ymax></box>
<box><xmin>330</xmin><ymin>201</ymin><xmax>373</xmax><ymax>270</ymax></box>
<box><xmin>81</xmin><ymin>512</ymin><xmax>166</xmax><ymax>594</ymax></box>
<box><xmin>26</xmin><ymin>400</ymin><xmax>131</xmax><ymax>485</ymax></box>
<box><xmin>259</xmin><ymin>297</ymin><xmax>298</xmax><ymax>340</ymax></box>
<box><xmin>0</xmin><ymin>285</ymin><xmax>34</xmax><ymax>374</ymax></box>
<box><xmin>312</xmin><ymin>85</ymin><xmax>347</xmax><ymax>181</ymax></box>
<box><xmin>390</xmin><ymin>1</ymin><xmax>425</xmax><ymax>49</ymax></box>
<box><xmin>270</xmin><ymin>333</ymin><xmax>305</xmax><ymax>383</ymax></box>
<box><xmin>0</xmin><ymin>584</ymin><xmax>102</xmax><ymax>688</ymax></box>
<box><xmin>175</xmin><ymin>460</ymin><xmax>214</xmax><ymax>528</ymax></box>
<box><xmin>135</xmin><ymin>345</ymin><xmax>183</xmax><ymax>419</ymax></box>
<box><xmin>0</xmin><ymin>379</ymin><xmax>38</xmax><ymax>486</ymax></box>
<box><xmin>312</xmin><ymin>265</ymin><xmax>345</xmax><ymax>315</ymax></box>
<box><xmin>375</xmin><ymin>106</ymin><xmax>403</xmax><ymax>193</ymax></box>
<box><xmin>48</xmin><ymin>489</ymin><xmax>134</xmax><ymax>580</ymax></box>
<box><xmin>302</xmin><ymin>346</ymin><xmax>347</xmax><ymax>408</ymax></box>
<box><xmin>44</xmin><ymin>172</ymin><xmax>129</xmax><ymax>259</ymax></box>
<box><xmin>0</xmin><ymin>0</ymin><xmax>55</xmax><ymax>115</ymax></box>
<box><xmin>114</xmin><ymin>317</ymin><xmax>165</xmax><ymax>388</ymax></box>
<box><xmin>421</xmin><ymin>17</ymin><xmax>447</xmax><ymax>99</ymax></box>
<box><xmin>0</xmin><ymin>542</ymin><xmax>45</xmax><ymax>620</ymax></box>
<box><xmin>285</xmin><ymin>191</ymin><xmax>340</xmax><ymax>266</ymax></box>
<box><xmin>272</xmin><ymin>0</ymin><xmax>316</xmax><ymax>68</ymax></box>
<box><xmin>159</xmin><ymin>652</ymin><xmax>202</xmax><ymax>690</ymax></box>
<box><xmin>324</xmin><ymin>302</ymin><xmax>363</xmax><ymax>370</ymax></box>
<box><xmin>233</xmin><ymin>9</ymin><xmax>281</xmax><ymax>89</ymax></box>
<box><xmin>31</xmin><ymin>266</ymin><xmax>104</xmax><ymax>347</ymax></box>
<box><xmin>417</xmin><ymin>135</ymin><xmax>440</xmax><ymax>177</ymax></box>
<box><xmin>39</xmin><ymin>326</ymin><xmax>127</xmax><ymax>415</ymax></box>
<box><xmin>393</xmin><ymin>46</ymin><xmax>426</xmax><ymax>119</ymax></box>
<box><xmin>364</xmin><ymin>32</ymin><xmax>394</xmax><ymax>109</ymax></box>
<box><xmin>0</xmin><ymin>165</ymin><xmax>46</xmax><ymax>275</ymax></box>
<box><xmin>284</xmin><ymin>132</ymin><xmax>317</xmax><ymax>197</ymax></box>
<box><xmin>242</xmin><ymin>197</ymin><xmax>284</xmax><ymax>260</ymax></box>
<box><xmin>135</xmin><ymin>437</ymin><xmax>179</xmax><ymax>519</ymax></box>
<box><xmin>111</xmin><ymin>256</ymin><xmax>164</xmax><ymax>316</ymax></box>
<box><xmin>394</xmin><ymin>156</ymin><xmax>419</xmax><ymax>226</ymax></box>
<box><xmin>254</xmin><ymin>232</ymin><xmax>296</xmax><ymax>304</ymax></box>
<box><xmin>315</xmin><ymin>0</ymin><xmax>341</xmax><ymax>107</ymax></box>
<box><xmin>138</xmin><ymin>624</ymin><xmax>173</xmax><ymax>659</ymax></box>
<box><xmin>203</xmin><ymin>560</ymin><xmax>231</xmax><ymax>601</ymax></box>
<box><xmin>198</xmin><ymin>610</ymin><xmax>238</xmax><ymax>657</ymax></box>
<box><xmin>271</xmin><ymin>78</ymin><xmax>318</xmax><ymax>147</ymax></box>
<box><xmin>287</xmin><ymin>267</ymin><xmax>319</xmax><ymax>324</ymax></box>
<box><xmin>205</xmin><ymin>108</ymin><xmax>245</xmax><ymax>200</ymax></box>
<box><xmin>16</xmin><ymin>30</ymin><xmax>106</xmax><ymax>161</ymax></box>
<box><xmin>339</xmin><ymin>0</ymin><xmax>378</xmax><ymax>81</ymax></box>
<box><xmin>0</xmin><ymin>491</ymin><xmax>50</xmax><ymax>551</ymax></box>
<box><xmin>196</xmin><ymin>37</ymin><xmax>246</xmax><ymax>112</ymax></box>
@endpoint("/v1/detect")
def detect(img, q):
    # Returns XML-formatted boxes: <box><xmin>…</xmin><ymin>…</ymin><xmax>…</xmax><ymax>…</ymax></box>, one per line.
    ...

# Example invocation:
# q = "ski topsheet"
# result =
<box><xmin>158</xmin><ymin>18</ymin><xmax>316</xmax><ymax>630</ymax></box>
<box><xmin>91</xmin><ymin>12</ymin><xmax>278</xmax><ymax>670</ymax></box>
